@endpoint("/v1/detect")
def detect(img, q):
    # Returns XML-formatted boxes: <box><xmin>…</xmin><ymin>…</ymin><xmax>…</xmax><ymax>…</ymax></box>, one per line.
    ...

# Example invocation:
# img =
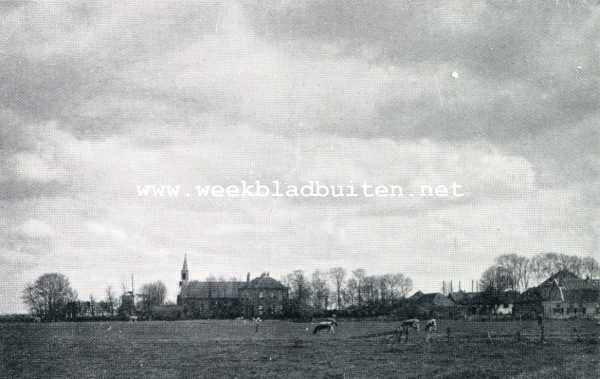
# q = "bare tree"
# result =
<box><xmin>495</xmin><ymin>254</ymin><xmax>530</xmax><ymax>291</ymax></box>
<box><xmin>389</xmin><ymin>273</ymin><xmax>413</xmax><ymax>299</ymax></box>
<box><xmin>328</xmin><ymin>267</ymin><xmax>346</xmax><ymax>310</ymax></box>
<box><xmin>345</xmin><ymin>278</ymin><xmax>358</xmax><ymax>306</ymax></box>
<box><xmin>105</xmin><ymin>286</ymin><xmax>118</xmax><ymax>316</ymax></box>
<box><xmin>479</xmin><ymin>265</ymin><xmax>514</xmax><ymax>292</ymax></box>
<box><xmin>352</xmin><ymin>269</ymin><xmax>366</xmax><ymax>305</ymax></box>
<box><xmin>139</xmin><ymin>281</ymin><xmax>167</xmax><ymax>313</ymax></box>
<box><xmin>287</xmin><ymin>270</ymin><xmax>312</xmax><ymax>316</ymax></box>
<box><xmin>22</xmin><ymin>273</ymin><xmax>77</xmax><ymax>321</ymax></box>
<box><xmin>311</xmin><ymin>270</ymin><xmax>329</xmax><ymax>312</ymax></box>
<box><xmin>582</xmin><ymin>257</ymin><xmax>600</xmax><ymax>279</ymax></box>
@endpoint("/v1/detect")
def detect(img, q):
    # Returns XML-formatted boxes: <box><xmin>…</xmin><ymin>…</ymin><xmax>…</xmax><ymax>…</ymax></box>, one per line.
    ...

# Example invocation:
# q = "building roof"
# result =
<box><xmin>409</xmin><ymin>291</ymin><xmax>424</xmax><ymax>300</ymax></box>
<box><xmin>539</xmin><ymin>270</ymin><xmax>600</xmax><ymax>289</ymax></box>
<box><xmin>181</xmin><ymin>281</ymin><xmax>243</xmax><ymax>299</ymax></box>
<box><xmin>415</xmin><ymin>293</ymin><xmax>454</xmax><ymax>307</ymax></box>
<box><xmin>448</xmin><ymin>291</ymin><xmax>478</xmax><ymax>305</ymax></box>
<box><xmin>180</xmin><ymin>274</ymin><xmax>287</xmax><ymax>299</ymax></box>
<box><xmin>543</xmin><ymin>270</ymin><xmax>579</xmax><ymax>283</ymax></box>
<box><xmin>516</xmin><ymin>287</ymin><xmax>543</xmax><ymax>303</ymax></box>
<box><xmin>469</xmin><ymin>290</ymin><xmax>519</xmax><ymax>305</ymax></box>
<box><xmin>244</xmin><ymin>273</ymin><xmax>287</xmax><ymax>290</ymax></box>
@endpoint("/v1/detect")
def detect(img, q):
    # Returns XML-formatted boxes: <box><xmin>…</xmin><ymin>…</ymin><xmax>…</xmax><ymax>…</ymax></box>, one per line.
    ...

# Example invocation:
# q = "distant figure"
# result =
<box><xmin>254</xmin><ymin>317</ymin><xmax>262</xmax><ymax>332</ymax></box>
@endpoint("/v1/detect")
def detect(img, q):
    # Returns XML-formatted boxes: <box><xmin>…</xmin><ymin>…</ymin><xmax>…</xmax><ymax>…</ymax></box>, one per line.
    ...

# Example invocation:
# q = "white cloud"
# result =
<box><xmin>17</xmin><ymin>219</ymin><xmax>55</xmax><ymax>239</ymax></box>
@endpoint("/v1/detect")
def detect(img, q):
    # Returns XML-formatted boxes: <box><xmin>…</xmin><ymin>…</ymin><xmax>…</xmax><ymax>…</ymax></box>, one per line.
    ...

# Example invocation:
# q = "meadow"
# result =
<box><xmin>1</xmin><ymin>319</ymin><xmax>599</xmax><ymax>378</ymax></box>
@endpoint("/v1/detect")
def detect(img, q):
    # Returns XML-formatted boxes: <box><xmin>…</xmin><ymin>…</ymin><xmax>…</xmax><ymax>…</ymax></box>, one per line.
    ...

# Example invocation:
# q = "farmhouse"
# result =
<box><xmin>176</xmin><ymin>255</ymin><xmax>288</xmax><ymax>319</ymax></box>
<box><xmin>516</xmin><ymin>270</ymin><xmax>600</xmax><ymax>319</ymax></box>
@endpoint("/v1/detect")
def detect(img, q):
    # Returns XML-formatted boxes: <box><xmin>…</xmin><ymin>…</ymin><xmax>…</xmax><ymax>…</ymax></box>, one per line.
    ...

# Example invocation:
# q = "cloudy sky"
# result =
<box><xmin>1</xmin><ymin>0</ymin><xmax>599</xmax><ymax>313</ymax></box>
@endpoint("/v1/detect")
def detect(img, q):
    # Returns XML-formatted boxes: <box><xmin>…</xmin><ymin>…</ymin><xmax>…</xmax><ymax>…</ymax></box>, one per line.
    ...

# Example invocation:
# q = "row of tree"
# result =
<box><xmin>22</xmin><ymin>253</ymin><xmax>598</xmax><ymax>321</ymax></box>
<box><xmin>282</xmin><ymin>268</ymin><xmax>413</xmax><ymax>317</ymax></box>
<box><xmin>22</xmin><ymin>273</ymin><xmax>168</xmax><ymax>322</ymax></box>
<box><xmin>479</xmin><ymin>253</ymin><xmax>600</xmax><ymax>292</ymax></box>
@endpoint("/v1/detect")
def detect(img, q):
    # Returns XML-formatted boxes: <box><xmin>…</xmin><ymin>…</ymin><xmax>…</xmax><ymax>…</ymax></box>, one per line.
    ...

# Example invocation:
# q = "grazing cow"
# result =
<box><xmin>424</xmin><ymin>319</ymin><xmax>437</xmax><ymax>332</ymax></box>
<box><xmin>32</xmin><ymin>316</ymin><xmax>41</xmax><ymax>323</ymax></box>
<box><xmin>401</xmin><ymin>318</ymin><xmax>420</xmax><ymax>331</ymax></box>
<box><xmin>312</xmin><ymin>319</ymin><xmax>338</xmax><ymax>335</ymax></box>
<box><xmin>424</xmin><ymin>319</ymin><xmax>437</xmax><ymax>343</ymax></box>
<box><xmin>128</xmin><ymin>315</ymin><xmax>138</xmax><ymax>322</ymax></box>
<box><xmin>395</xmin><ymin>318</ymin><xmax>420</xmax><ymax>343</ymax></box>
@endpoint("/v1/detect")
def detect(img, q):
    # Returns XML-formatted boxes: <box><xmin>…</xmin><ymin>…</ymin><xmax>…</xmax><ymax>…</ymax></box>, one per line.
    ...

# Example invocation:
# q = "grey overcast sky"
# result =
<box><xmin>1</xmin><ymin>1</ymin><xmax>599</xmax><ymax>313</ymax></box>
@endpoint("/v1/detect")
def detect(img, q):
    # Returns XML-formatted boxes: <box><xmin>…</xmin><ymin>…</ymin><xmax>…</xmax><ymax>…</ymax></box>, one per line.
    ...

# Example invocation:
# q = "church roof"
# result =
<box><xmin>181</xmin><ymin>281</ymin><xmax>243</xmax><ymax>299</ymax></box>
<box><xmin>244</xmin><ymin>273</ymin><xmax>287</xmax><ymax>290</ymax></box>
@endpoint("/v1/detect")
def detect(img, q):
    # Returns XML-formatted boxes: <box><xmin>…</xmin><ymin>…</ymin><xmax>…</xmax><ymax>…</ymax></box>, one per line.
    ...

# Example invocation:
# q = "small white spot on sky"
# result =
<box><xmin>451</xmin><ymin>71</ymin><xmax>460</xmax><ymax>79</ymax></box>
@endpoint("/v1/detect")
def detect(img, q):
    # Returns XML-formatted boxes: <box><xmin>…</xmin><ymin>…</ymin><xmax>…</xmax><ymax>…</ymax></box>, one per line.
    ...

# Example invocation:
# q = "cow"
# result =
<box><xmin>312</xmin><ymin>319</ymin><xmax>338</xmax><ymax>335</ymax></box>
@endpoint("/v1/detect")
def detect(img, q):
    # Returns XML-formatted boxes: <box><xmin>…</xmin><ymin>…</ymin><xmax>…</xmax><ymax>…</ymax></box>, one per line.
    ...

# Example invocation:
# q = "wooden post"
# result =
<box><xmin>537</xmin><ymin>314</ymin><xmax>544</xmax><ymax>343</ymax></box>
<box><xmin>446</xmin><ymin>326</ymin><xmax>451</xmax><ymax>343</ymax></box>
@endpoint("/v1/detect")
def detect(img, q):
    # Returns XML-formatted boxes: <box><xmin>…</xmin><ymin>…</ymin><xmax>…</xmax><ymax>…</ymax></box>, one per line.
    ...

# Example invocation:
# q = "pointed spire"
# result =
<box><xmin>183</xmin><ymin>253</ymin><xmax>188</xmax><ymax>271</ymax></box>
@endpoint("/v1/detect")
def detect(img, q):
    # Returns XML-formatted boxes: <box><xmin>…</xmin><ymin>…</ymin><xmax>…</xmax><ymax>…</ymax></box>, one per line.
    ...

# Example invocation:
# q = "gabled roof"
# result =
<box><xmin>539</xmin><ymin>270</ymin><xmax>600</xmax><ymax>289</ymax></box>
<box><xmin>409</xmin><ymin>291</ymin><xmax>424</xmax><ymax>300</ymax></box>
<box><xmin>415</xmin><ymin>293</ymin><xmax>454</xmax><ymax>307</ymax></box>
<box><xmin>244</xmin><ymin>274</ymin><xmax>287</xmax><ymax>290</ymax></box>
<box><xmin>470</xmin><ymin>290</ymin><xmax>519</xmax><ymax>305</ymax></box>
<box><xmin>516</xmin><ymin>287</ymin><xmax>543</xmax><ymax>303</ymax></box>
<box><xmin>448</xmin><ymin>291</ymin><xmax>478</xmax><ymax>305</ymax></box>
<box><xmin>181</xmin><ymin>281</ymin><xmax>243</xmax><ymax>299</ymax></box>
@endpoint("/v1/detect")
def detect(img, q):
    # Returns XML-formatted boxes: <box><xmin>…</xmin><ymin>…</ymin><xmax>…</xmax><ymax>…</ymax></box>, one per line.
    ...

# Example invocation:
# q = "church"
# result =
<box><xmin>176</xmin><ymin>255</ymin><xmax>289</xmax><ymax>319</ymax></box>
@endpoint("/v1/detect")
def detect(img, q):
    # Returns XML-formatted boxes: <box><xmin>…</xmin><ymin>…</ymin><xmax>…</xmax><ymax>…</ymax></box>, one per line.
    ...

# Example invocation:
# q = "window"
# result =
<box><xmin>259</xmin><ymin>292</ymin><xmax>264</xmax><ymax>298</ymax></box>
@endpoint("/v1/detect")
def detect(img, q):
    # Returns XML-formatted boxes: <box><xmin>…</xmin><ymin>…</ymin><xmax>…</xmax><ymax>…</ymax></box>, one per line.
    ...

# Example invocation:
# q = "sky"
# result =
<box><xmin>1</xmin><ymin>0</ymin><xmax>599</xmax><ymax>313</ymax></box>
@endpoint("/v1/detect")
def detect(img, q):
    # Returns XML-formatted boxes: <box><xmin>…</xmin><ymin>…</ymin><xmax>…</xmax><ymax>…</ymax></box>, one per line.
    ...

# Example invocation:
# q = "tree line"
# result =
<box><xmin>21</xmin><ymin>273</ymin><xmax>168</xmax><ymax>322</ymax></box>
<box><xmin>479</xmin><ymin>253</ymin><xmax>600</xmax><ymax>293</ymax></box>
<box><xmin>281</xmin><ymin>268</ymin><xmax>413</xmax><ymax>318</ymax></box>
<box><xmin>19</xmin><ymin>253</ymin><xmax>598</xmax><ymax>321</ymax></box>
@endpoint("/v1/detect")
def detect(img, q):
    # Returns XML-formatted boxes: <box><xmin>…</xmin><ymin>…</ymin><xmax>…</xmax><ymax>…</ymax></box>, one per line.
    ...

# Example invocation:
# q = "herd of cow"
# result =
<box><xmin>310</xmin><ymin>315</ymin><xmax>438</xmax><ymax>341</ymax></box>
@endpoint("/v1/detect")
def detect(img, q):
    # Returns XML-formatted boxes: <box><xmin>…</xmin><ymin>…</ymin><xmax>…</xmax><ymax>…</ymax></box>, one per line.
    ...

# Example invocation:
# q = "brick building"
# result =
<box><xmin>176</xmin><ymin>255</ymin><xmax>288</xmax><ymax>319</ymax></box>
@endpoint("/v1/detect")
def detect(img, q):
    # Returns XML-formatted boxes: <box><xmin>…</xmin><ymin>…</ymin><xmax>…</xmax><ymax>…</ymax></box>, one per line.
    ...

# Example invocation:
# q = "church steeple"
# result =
<box><xmin>180</xmin><ymin>254</ymin><xmax>189</xmax><ymax>287</ymax></box>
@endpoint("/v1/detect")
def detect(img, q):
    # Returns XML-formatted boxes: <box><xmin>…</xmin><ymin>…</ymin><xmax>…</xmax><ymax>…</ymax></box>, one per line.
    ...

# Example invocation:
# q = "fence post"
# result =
<box><xmin>446</xmin><ymin>326</ymin><xmax>451</xmax><ymax>343</ymax></box>
<box><xmin>537</xmin><ymin>314</ymin><xmax>544</xmax><ymax>343</ymax></box>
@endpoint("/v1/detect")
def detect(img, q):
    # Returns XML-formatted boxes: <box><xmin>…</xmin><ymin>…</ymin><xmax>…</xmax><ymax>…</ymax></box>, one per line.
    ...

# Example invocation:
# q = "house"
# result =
<box><xmin>176</xmin><ymin>255</ymin><xmax>288</xmax><ymax>319</ymax></box>
<box><xmin>515</xmin><ymin>270</ymin><xmax>600</xmax><ymax>319</ymax></box>
<box><xmin>409</xmin><ymin>291</ymin><xmax>424</xmax><ymax>301</ymax></box>
<box><xmin>411</xmin><ymin>292</ymin><xmax>454</xmax><ymax>318</ymax></box>
<box><xmin>462</xmin><ymin>290</ymin><xmax>519</xmax><ymax>319</ymax></box>
<box><xmin>448</xmin><ymin>291</ymin><xmax>478</xmax><ymax>319</ymax></box>
<box><xmin>541</xmin><ymin>282</ymin><xmax>600</xmax><ymax>319</ymax></box>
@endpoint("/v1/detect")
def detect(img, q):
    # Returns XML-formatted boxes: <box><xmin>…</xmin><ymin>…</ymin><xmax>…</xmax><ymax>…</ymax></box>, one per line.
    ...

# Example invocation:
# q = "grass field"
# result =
<box><xmin>1</xmin><ymin>319</ymin><xmax>599</xmax><ymax>378</ymax></box>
